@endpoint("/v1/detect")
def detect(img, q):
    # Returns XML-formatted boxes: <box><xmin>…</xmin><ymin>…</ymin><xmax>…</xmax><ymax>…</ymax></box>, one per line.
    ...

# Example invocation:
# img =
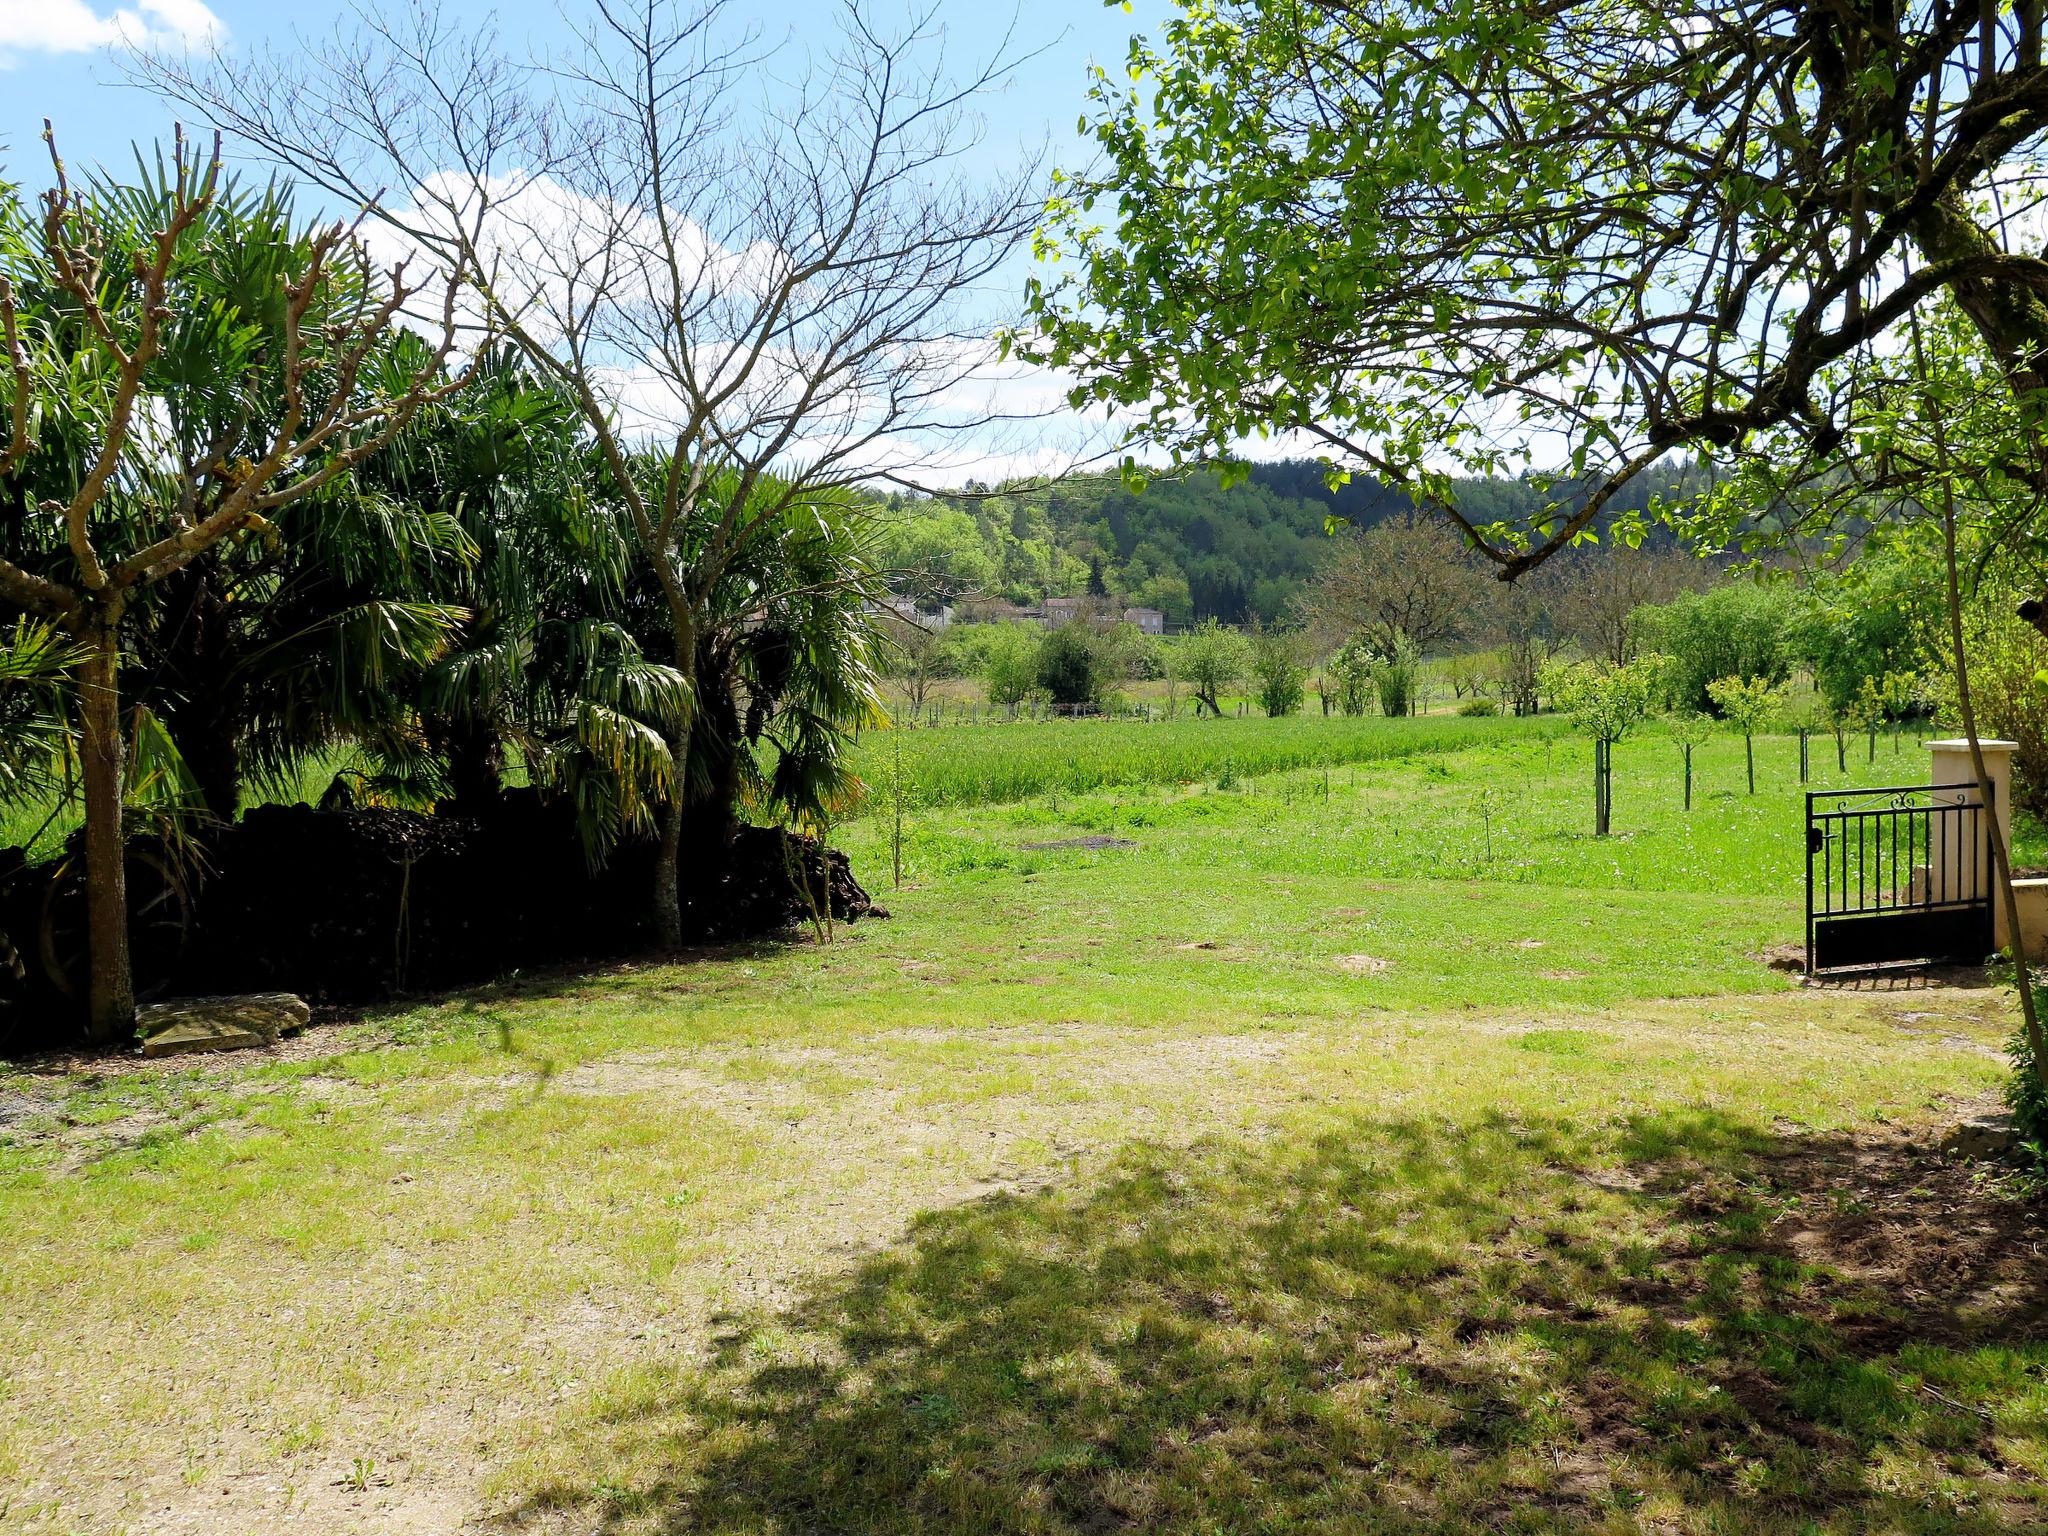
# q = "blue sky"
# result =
<box><xmin>1</xmin><ymin>1</ymin><xmax>1169</xmax><ymax>191</ymax></box>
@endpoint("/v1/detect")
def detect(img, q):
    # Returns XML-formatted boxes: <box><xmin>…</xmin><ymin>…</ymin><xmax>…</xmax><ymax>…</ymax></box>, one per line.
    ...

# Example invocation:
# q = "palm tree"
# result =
<box><xmin>0</xmin><ymin>144</ymin><xmax>470</xmax><ymax>1036</ymax></box>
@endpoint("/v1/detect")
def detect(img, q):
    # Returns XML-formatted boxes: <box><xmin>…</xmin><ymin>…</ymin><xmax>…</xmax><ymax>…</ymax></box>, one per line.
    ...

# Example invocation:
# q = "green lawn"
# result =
<box><xmin>2</xmin><ymin>719</ymin><xmax>2042</xmax><ymax>1534</ymax></box>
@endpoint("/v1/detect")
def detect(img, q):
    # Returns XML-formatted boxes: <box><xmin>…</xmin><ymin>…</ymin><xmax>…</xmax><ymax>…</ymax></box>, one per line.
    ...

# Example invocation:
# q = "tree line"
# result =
<box><xmin>876</xmin><ymin>459</ymin><xmax>1709</xmax><ymax>627</ymax></box>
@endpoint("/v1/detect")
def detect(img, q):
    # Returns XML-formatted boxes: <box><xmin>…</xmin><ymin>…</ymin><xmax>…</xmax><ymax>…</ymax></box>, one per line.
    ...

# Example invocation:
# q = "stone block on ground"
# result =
<box><xmin>137</xmin><ymin>993</ymin><xmax>311</xmax><ymax>1058</ymax></box>
<box><xmin>1939</xmin><ymin>1111</ymin><xmax>2019</xmax><ymax>1161</ymax></box>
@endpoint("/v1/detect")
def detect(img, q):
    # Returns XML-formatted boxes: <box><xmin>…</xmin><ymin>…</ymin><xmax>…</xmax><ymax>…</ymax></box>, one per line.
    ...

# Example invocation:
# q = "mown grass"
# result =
<box><xmin>1</xmin><ymin>715</ymin><xmax>2040</xmax><ymax>1534</ymax></box>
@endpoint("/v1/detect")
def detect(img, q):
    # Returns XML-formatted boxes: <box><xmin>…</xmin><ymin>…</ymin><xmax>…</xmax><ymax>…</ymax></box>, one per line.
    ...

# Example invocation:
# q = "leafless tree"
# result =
<box><xmin>1473</xmin><ymin>563</ymin><xmax>1572</xmax><ymax>718</ymax></box>
<box><xmin>140</xmin><ymin>0</ymin><xmax>1050</xmax><ymax>945</ymax></box>
<box><xmin>881</xmin><ymin>610</ymin><xmax>950</xmax><ymax>719</ymax></box>
<box><xmin>1552</xmin><ymin>545</ymin><xmax>1716</xmax><ymax>667</ymax></box>
<box><xmin>1303</xmin><ymin>512</ymin><xmax>1482</xmax><ymax>655</ymax></box>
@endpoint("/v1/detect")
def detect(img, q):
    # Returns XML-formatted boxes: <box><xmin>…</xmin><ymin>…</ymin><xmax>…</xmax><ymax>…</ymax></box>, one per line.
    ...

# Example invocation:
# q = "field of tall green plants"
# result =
<box><xmin>848</xmin><ymin>712</ymin><xmax>1566</xmax><ymax>809</ymax></box>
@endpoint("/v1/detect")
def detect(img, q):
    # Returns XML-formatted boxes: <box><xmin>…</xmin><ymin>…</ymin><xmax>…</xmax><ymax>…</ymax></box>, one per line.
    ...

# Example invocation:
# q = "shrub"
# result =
<box><xmin>1251</xmin><ymin>630</ymin><xmax>1308</xmax><ymax>717</ymax></box>
<box><xmin>1035</xmin><ymin>624</ymin><xmax>1103</xmax><ymax>709</ymax></box>
<box><xmin>980</xmin><ymin>622</ymin><xmax>1043</xmax><ymax>708</ymax></box>
<box><xmin>1327</xmin><ymin>637</ymin><xmax>1376</xmax><ymax>716</ymax></box>
<box><xmin>1457</xmin><ymin>697</ymin><xmax>1499</xmax><ymax>717</ymax></box>
<box><xmin>1370</xmin><ymin>634</ymin><xmax>1421</xmax><ymax>716</ymax></box>
<box><xmin>1632</xmin><ymin>582</ymin><xmax>1799</xmax><ymax>712</ymax></box>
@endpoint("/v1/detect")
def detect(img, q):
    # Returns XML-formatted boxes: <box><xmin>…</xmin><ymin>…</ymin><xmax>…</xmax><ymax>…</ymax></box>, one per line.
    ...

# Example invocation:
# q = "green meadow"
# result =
<box><xmin>3</xmin><ymin>717</ymin><xmax>2041</xmax><ymax>1535</ymax></box>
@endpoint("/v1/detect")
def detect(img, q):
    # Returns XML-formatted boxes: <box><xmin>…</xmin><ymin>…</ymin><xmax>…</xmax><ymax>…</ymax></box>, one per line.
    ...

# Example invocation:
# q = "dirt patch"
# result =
<box><xmin>1336</xmin><ymin>954</ymin><xmax>1392</xmax><ymax>976</ymax></box>
<box><xmin>1729</xmin><ymin>1106</ymin><xmax>2048</xmax><ymax>1351</ymax></box>
<box><xmin>1800</xmin><ymin>960</ymin><xmax>1998</xmax><ymax>991</ymax></box>
<box><xmin>1018</xmin><ymin>836</ymin><xmax>1139</xmax><ymax>852</ymax></box>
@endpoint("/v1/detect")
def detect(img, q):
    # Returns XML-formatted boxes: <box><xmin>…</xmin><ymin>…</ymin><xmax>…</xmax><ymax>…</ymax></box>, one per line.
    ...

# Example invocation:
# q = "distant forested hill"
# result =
<box><xmin>872</xmin><ymin>458</ymin><xmax>1709</xmax><ymax>624</ymax></box>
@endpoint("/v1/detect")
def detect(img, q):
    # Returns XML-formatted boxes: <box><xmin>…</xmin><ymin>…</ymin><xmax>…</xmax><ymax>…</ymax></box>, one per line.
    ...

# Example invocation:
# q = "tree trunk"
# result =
<box><xmin>154</xmin><ymin>557</ymin><xmax>242</xmax><ymax>821</ymax></box>
<box><xmin>1594</xmin><ymin>738</ymin><xmax>1610</xmax><ymax>836</ymax></box>
<box><xmin>654</xmin><ymin>783</ymin><xmax>684</xmax><ymax>950</ymax></box>
<box><xmin>78</xmin><ymin>611</ymin><xmax>134</xmax><ymax>1041</ymax></box>
<box><xmin>650</xmin><ymin>612</ymin><xmax>699</xmax><ymax>951</ymax></box>
<box><xmin>437</xmin><ymin>717</ymin><xmax>505</xmax><ymax>819</ymax></box>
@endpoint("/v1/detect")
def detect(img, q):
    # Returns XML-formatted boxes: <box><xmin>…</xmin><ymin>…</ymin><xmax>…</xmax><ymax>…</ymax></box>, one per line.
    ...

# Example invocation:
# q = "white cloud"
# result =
<box><xmin>0</xmin><ymin>0</ymin><xmax>225</xmax><ymax>68</ymax></box>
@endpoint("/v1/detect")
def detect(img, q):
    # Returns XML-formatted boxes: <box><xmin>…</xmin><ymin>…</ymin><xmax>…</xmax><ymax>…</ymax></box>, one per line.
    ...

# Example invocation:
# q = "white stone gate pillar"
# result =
<box><xmin>1927</xmin><ymin>738</ymin><xmax>2017</xmax><ymax>947</ymax></box>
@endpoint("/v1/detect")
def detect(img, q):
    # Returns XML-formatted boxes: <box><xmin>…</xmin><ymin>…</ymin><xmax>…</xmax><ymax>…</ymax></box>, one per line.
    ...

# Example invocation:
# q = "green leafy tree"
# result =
<box><xmin>1543</xmin><ymin>656</ymin><xmax>1664</xmax><ymax>834</ymax></box>
<box><xmin>1171</xmin><ymin>619</ymin><xmax>1249</xmax><ymax>717</ymax></box>
<box><xmin>1786</xmin><ymin>550</ymin><xmax>1938</xmax><ymax>719</ymax></box>
<box><xmin>1022</xmin><ymin>2</ymin><xmax>2048</xmax><ymax>583</ymax></box>
<box><xmin>1706</xmin><ymin>675</ymin><xmax>1788</xmax><ymax>795</ymax></box>
<box><xmin>1085</xmin><ymin>554</ymin><xmax>1108</xmax><ymax>599</ymax></box>
<box><xmin>1631</xmin><ymin>584</ymin><xmax>1798</xmax><ymax>714</ymax></box>
<box><xmin>1036</xmin><ymin>624</ymin><xmax>1102</xmax><ymax>710</ymax></box>
<box><xmin>155</xmin><ymin>4</ymin><xmax>1045</xmax><ymax>950</ymax></box>
<box><xmin>1666</xmin><ymin>711</ymin><xmax>1716</xmax><ymax>812</ymax></box>
<box><xmin>980</xmin><ymin>623</ymin><xmax>1043</xmax><ymax>710</ymax></box>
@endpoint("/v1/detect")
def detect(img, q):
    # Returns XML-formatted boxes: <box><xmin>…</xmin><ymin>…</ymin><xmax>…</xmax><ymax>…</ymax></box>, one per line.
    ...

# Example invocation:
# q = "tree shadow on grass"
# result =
<box><xmin>504</xmin><ymin>1109</ymin><xmax>2048</xmax><ymax>1534</ymax></box>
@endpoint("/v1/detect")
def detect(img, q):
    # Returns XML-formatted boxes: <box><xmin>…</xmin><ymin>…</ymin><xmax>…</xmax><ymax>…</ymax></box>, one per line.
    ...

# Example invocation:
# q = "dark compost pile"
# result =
<box><xmin>0</xmin><ymin>795</ymin><xmax>881</xmax><ymax>1051</ymax></box>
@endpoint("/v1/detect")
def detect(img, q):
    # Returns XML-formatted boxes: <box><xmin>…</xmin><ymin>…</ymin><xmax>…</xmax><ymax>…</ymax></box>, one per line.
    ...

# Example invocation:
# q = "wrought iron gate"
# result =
<box><xmin>1806</xmin><ymin>783</ymin><xmax>1995</xmax><ymax>973</ymax></box>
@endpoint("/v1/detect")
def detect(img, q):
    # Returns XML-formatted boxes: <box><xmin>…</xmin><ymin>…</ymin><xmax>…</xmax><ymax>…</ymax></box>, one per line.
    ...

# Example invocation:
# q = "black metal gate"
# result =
<box><xmin>1806</xmin><ymin>783</ymin><xmax>1994</xmax><ymax>973</ymax></box>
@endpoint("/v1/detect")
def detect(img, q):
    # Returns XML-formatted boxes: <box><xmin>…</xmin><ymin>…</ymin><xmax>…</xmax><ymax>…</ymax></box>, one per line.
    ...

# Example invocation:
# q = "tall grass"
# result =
<box><xmin>846</xmin><ymin>712</ymin><xmax>1565</xmax><ymax>810</ymax></box>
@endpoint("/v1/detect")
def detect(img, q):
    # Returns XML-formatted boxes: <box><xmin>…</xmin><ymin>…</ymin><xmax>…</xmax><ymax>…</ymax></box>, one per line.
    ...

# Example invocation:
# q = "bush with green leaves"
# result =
<box><xmin>1251</xmin><ymin>629</ymin><xmax>1307</xmax><ymax>717</ymax></box>
<box><xmin>1326</xmin><ymin>637</ymin><xmax>1375</xmax><ymax>716</ymax></box>
<box><xmin>1035</xmin><ymin>624</ymin><xmax>1103</xmax><ymax>709</ymax></box>
<box><xmin>1457</xmin><ymin>697</ymin><xmax>1499</xmax><ymax>718</ymax></box>
<box><xmin>1632</xmin><ymin>582</ymin><xmax>1798</xmax><ymax>713</ymax></box>
<box><xmin>1369</xmin><ymin>634</ymin><xmax>1422</xmax><ymax>717</ymax></box>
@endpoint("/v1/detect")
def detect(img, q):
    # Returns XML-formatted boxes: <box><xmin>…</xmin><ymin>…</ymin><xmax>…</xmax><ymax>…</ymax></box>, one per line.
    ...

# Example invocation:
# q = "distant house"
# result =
<box><xmin>876</xmin><ymin>594</ymin><xmax>953</xmax><ymax>630</ymax></box>
<box><xmin>1041</xmin><ymin>597</ymin><xmax>1086</xmax><ymax>629</ymax></box>
<box><xmin>1121</xmin><ymin>606</ymin><xmax>1165</xmax><ymax>636</ymax></box>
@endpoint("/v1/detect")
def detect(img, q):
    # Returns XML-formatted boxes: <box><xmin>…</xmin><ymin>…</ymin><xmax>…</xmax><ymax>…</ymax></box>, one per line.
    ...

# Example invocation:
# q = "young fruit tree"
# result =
<box><xmin>1706</xmin><ymin>675</ymin><xmax>1788</xmax><ymax>796</ymax></box>
<box><xmin>143</xmin><ymin>0</ymin><xmax>1047</xmax><ymax>949</ymax></box>
<box><xmin>0</xmin><ymin>130</ymin><xmax>470</xmax><ymax>1039</ymax></box>
<box><xmin>1666</xmin><ymin>712</ymin><xmax>1716</xmax><ymax>812</ymax></box>
<box><xmin>1543</xmin><ymin>657</ymin><xmax>1664</xmax><ymax>835</ymax></box>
